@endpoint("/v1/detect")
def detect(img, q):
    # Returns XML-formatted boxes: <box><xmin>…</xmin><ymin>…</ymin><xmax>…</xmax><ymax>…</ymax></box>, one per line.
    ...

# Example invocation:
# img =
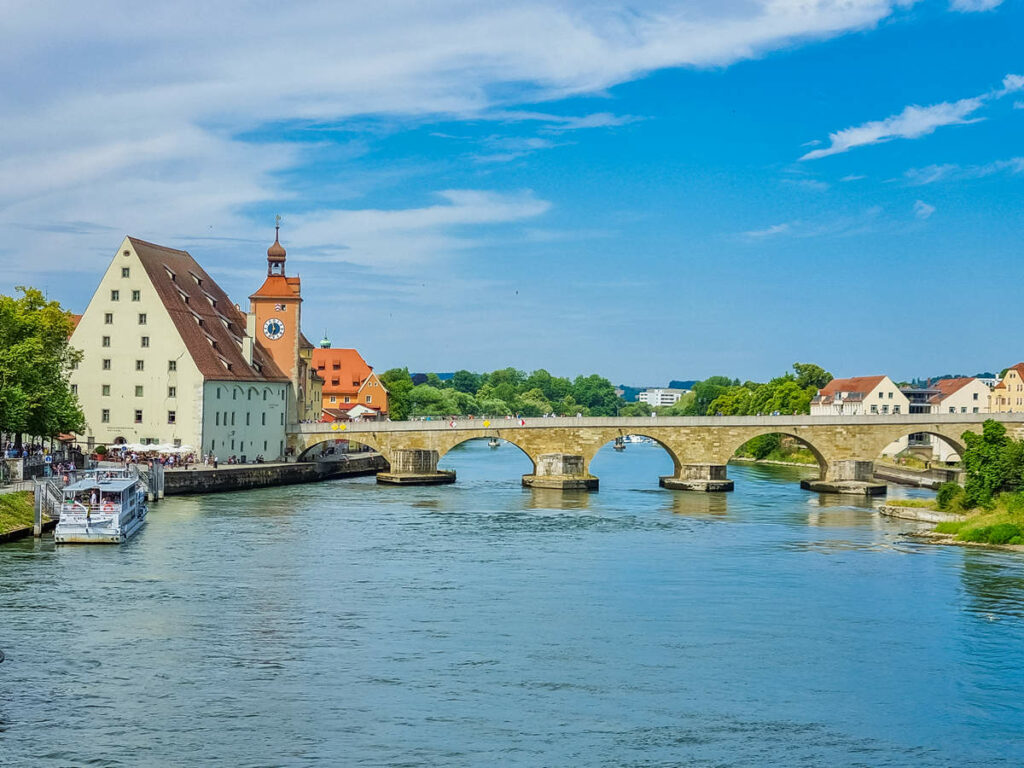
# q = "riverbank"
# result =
<box><xmin>0</xmin><ymin>492</ymin><xmax>54</xmax><ymax>543</ymax></box>
<box><xmin>164</xmin><ymin>453</ymin><xmax>386</xmax><ymax>496</ymax></box>
<box><xmin>729</xmin><ymin>456</ymin><xmax>817</xmax><ymax>469</ymax></box>
<box><xmin>879</xmin><ymin>504</ymin><xmax>964</xmax><ymax>524</ymax></box>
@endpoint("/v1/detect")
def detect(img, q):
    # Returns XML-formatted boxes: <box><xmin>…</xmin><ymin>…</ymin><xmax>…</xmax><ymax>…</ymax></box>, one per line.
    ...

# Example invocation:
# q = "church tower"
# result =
<box><xmin>249</xmin><ymin>220</ymin><xmax>303</xmax><ymax>405</ymax></box>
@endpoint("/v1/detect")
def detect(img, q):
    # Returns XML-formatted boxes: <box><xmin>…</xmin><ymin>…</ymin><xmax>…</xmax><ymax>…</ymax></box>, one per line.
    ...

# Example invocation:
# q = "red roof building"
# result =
<box><xmin>312</xmin><ymin>346</ymin><xmax>388</xmax><ymax>418</ymax></box>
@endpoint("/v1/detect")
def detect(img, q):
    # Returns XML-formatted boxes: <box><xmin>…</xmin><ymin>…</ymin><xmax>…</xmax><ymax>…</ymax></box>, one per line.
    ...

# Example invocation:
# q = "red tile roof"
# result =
<box><xmin>249</xmin><ymin>274</ymin><xmax>301</xmax><ymax>300</ymax></box>
<box><xmin>817</xmin><ymin>376</ymin><xmax>886</xmax><ymax>396</ymax></box>
<box><xmin>312</xmin><ymin>348</ymin><xmax>374</xmax><ymax>395</ymax></box>
<box><xmin>927</xmin><ymin>377</ymin><xmax>976</xmax><ymax>404</ymax></box>
<box><xmin>130</xmin><ymin>237</ymin><xmax>289</xmax><ymax>383</ymax></box>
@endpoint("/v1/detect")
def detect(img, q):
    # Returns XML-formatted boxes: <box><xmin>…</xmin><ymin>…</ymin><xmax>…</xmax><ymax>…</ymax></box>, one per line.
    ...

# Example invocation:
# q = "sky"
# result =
<box><xmin>1</xmin><ymin>0</ymin><xmax>1021</xmax><ymax>386</ymax></box>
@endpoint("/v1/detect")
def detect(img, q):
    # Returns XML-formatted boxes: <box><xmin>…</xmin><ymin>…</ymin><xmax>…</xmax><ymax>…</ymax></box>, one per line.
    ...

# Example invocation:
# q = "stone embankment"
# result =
<box><xmin>164</xmin><ymin>454</ymin><xmax>387</xmax><ymax>496</ymax></box>
<box><xmin>878</xmin><ymin>505</ymin><xmax>964</xmax><ymax>524</ymax></box>
<box><xmin>872</xmin><ymin>463</ymin><xmax>963</xmax><ymax>490</ymax></box>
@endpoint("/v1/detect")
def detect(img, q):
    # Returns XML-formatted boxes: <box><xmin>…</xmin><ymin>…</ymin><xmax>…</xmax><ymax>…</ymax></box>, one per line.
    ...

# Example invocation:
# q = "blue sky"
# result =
<box><xmin>1</xmin><ymin>1</ymin><xmax>1021</xmax><ymax>385</ymax></box>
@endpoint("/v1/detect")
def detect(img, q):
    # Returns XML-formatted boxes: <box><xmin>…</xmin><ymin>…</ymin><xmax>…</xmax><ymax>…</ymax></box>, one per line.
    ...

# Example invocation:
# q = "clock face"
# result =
<box><xmin>263</xmin><ymin>317</ymin><xmax>285</xmax><ymax>340</ymax></box>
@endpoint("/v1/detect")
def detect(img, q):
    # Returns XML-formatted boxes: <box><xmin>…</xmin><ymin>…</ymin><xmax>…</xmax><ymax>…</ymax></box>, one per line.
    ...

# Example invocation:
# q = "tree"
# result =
<box><xmin>618</xmin><ymin>401</ymin><xmax>653</xmax><ymax>417</ymax></box>
<box><xmin>960</xmin><ymin>420</ymin><xmax>1019</xmax><ymax>508</ymax></box>
<box><xmin>571</xmin><ymin>374</ymin><xmax>621</xmax><ymax>416</ymax></box>
<box><xmin>379</xmin><ymin>368</ymin><xmax>413</xmax><ymax>420</ymax></box>
<box><xmin>450</xmin><ymin>369</ymin><xmax>482</xmax><ymax>394</ymax></box>
<box><xmin>0</xmin><ymin>286</ymin><xmax>84</xmax><ymax>440</ymax></box>
<box><xmin>792</xmin><ymin>362</ymin><xmax>833</xmax><ymax>391</ymax></box>
<box><xmin>686</xmin><ymin>376</ymin><xmax>734</xmax><ymax>415</ymax></box>
<box><xmin>516</xmin><ymin>387</ymin><xmax>553</xmax><ymax>417</ymax></box>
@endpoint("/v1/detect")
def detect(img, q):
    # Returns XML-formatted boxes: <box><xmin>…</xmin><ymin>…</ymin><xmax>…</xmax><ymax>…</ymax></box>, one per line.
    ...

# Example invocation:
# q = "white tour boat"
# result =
<box><xmin>54</xmin><ymin>470</ymin><xmax>148</xmax><ymax>544</ymax></box>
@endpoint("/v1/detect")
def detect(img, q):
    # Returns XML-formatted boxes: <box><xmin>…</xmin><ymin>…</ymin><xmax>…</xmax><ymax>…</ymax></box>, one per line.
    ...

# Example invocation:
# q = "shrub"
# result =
<box><xmin>934</xmin><ymin>521</ymin><xmax>964</xmax><ymax>535</ymax></box>
<box><xmin>94</xmin><ymin>445</ymin><xmax>107</xmax><ymax>456</ymax></box>
<box><xmin>985</xmin><ymin>523</ymin><xmax>1023</xmax><ymax>545</ymax></box>
<box><xmin>936</xmin><ymin>482</ymin><xmax>963</xmax><ymax>511</ymax></box>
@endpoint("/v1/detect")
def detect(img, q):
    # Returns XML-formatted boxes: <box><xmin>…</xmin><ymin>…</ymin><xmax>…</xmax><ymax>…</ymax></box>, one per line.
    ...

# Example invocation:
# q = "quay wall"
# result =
<box><xmin>163</xmin><ymin>454</ymin><xmax>387</xmax><ymax>496</ymax></box>
<box><xmin>872</xmin><ymin>464</ymin><xmax>963</xmax><ymax>490</ymax></box>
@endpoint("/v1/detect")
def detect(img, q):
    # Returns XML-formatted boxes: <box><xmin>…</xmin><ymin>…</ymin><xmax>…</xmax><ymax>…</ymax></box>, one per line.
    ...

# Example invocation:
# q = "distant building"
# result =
<box><xmin>312</xmin><ymin>343</ymin><xmax>388</xmax><ymax>420</ymax></box>
<box><xmin>898</xmin><ymin>377</ymin><xmax>990</xmax><ymax>461</ymax></box>
<box><xmin>638</xmin><ymin>388</ymin><xmax>688</xmax><ymax>407</ymax></box>
<box><xmin>990</xmin><ymin>364</ymin><xmax>1024</xmax><ymax>413</ymax></box>
<box><xmin>810</xmin><ymin>376</ymin><xmax>908</xmax><ymax>416</ymax></box>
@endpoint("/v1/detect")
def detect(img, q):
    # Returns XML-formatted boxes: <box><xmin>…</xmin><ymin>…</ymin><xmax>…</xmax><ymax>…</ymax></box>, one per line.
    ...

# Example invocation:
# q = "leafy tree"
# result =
<box><xmin>618</xmin><ymin>401</ymin><xmax>653</xmax><ymax>417</ymax></box>
<box><xmin>686</xmin><ymin>376</ymin><xmax>735</xmax><ymax>415</ymax></box>
<box><xmin>0</xmin><ymin>286</ymin><xmax>84</xmax><ymax>440</ymax></box>
<box><xmin>524</xmin><ymin>369</ymin><xmax>572</xmax><ymax>402</ymax></box>
<box><xmin>425</xmin><ymin>372</ymin><xmax>446</xmax><ymax>389</ymax></box>
<box><xmin>379</xmin><ymin>368</ymin><xmax>413</xmax><ymax>420</ymax></box>
<box><xmin>516</xmin><ymin>387</ymin><xmax>553</xmax><ymax>417</ymax></box>
<box><xmin>960</xmin><ymin>420</ymin><xmax>1022</xmax><ymax>508</ymax></box>
<box><xmin>450</xmin><ymin>369</ymin><xmax>482</xmax><ymax>394</ymax></box>
<box><xmin>792</xmin><ymin>362</ymin><xmax>833</xmax><ymax>391</ymax></box>
<box><xmin>571</xmin><ymin>374</ymin><xmax>620</xmax><ymax>416</ymax></box>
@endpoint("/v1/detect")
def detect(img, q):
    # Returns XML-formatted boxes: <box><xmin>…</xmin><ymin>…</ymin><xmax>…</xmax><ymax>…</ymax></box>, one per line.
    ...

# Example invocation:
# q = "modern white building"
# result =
<box><xmin>70</xmin><ymin>237</ymin><xmax>291</xmax><ymax>459</ymax></box>
<box><xmin>638</xmin><ymin>388</ymin><xmax>689</xmax><ymax>407</ymax></box>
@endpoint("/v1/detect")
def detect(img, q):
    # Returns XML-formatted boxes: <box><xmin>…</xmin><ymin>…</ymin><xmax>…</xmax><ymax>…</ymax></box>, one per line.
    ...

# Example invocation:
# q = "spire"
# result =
<box><xmin>319</xmin><ymin>330</ymin><xmax>331</xmax><ymax>349</ymax></box>
<box><xmin>267</xmin><ymin>214</ymin><xmax>286</xmax><ymax>275</ymax></box>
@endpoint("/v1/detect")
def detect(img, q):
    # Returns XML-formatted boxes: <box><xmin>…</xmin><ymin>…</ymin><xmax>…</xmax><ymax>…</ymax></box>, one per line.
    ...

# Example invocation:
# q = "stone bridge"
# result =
<box><xmin>289</xmin><ymin>414</ymin><xmax>1024</xmax><ymax>494</ymax></box>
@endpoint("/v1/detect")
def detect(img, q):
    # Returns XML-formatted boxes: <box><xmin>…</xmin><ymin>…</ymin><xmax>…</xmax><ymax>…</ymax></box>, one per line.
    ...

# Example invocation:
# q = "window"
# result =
<box><xmin>101</xmin><ymin>409</ymin><xmax>110</xmax><ymax>423</ymax></box>
<box><xmin>878</xmin><ymin>392</ymin><xmax>884</xmax><ymax>399</ymax></box>
<box><xmin>134</xmin><ymin>410</ymin><xmax>143</xmax><ymax>423</ymax></box>
<box><xmin>245</xmin><ymin>413</ymin><xmax>250</xmax><ymax>426</ymax></box>
<box><xmin>102</xmin><ymin>385</ymin><xmax>110</xmax><ymax>396</ymax></box>
<box><xmin>233</xmin><ymin>390</ymin><xmax>237</xmax><ymax>400</ymax></box>
<box><xmin>888</xmin><ymin>392</ymin><xmax>893</xmax><ymax>399</ymax></box>
<box><xmin>973</xmin><ymin>407</ymin><xmax>980</xmax><ymax>414</ymax></box>
<box><xmin>331</xmin><ymin>379</ymin><xmax>340</xmax><ymax>386</ymax></box>
<box><xmin>173</xmin><ymin>439</ymin><xmax>181</xmax><ymax>448</ymax></box>
<box><xmin>168</xmin><ymin>360</ymin><xmax>177</xmax><ymax>371</ymax></box>
<box><xmin>892</xmin><ymin>404</ymin><xmax>898</xmax><ymax>413</ymax></box>
<box><xmin>70</xmin><ymin>384</ymin><xmax>78</xmax><ymax>395</ymax></box>
<box><xmin>280</xmin><ymin>413</ymin><xmax>284</xmax><ymax>425</ymax></box>
<box><xmin>131</xmin><ymin>290</ymin><xmax>141</xmax><ymax>301</ymax></box>
<box><xmin>961</xmin><ymin>407</ymin><xmax>967</xmax><ymax>414</ymax></box>
<box><xmin>168</xmin><ymin>386</ymin><xmax>176</xmax><ymax>397</ymax></box>
<box><xmin>135</xmin><ymin>386</ymin><xmax>144</xmax><ymax>397</ymax></box>
<box><xmin>881</xmin><ymin>405</ymin><xmax>889</xmax><ymax>414</ymax></box>
<box><xmin>215</xmin><ymin>412</ymin><xmax>219</xmax><ymax>426</ymax></box>
<box><xmin>973</xmin><ymin>392</ymin><xmax>979</xmax><ymax>401</ymax></box>
<box><xmin>122</xmin><ymin>267</ymin><xmax>130</xmax><ymax>278</ymax></box>
<box><xmin>366</xmin><ymin>395</ymin><xmax>372</xmax><ymax>403</ymax></box>
<box><xmin>141</xmin><ymin>337</ymin><xmax>149</xmax><ymax>347</ymax></box>
<box><xmin>344</xmin><ymin>396</ymin><xmax>350</xmax><ymax>403</ymax></box>
<box><xmin>102</xmin><ymin>336</ymin><xmax>110</xmax><ymax>347</ymax></box>
<box><xmin>949</xmin><ymin>406</ymin><xmax>955</xmax><ymax>414</ymax></box>
<box><xmin>329</xmin><ymin>395</ymin><xmax>336</xmax><ymax>403</ymax></box>
<box><xmin>217</xmin><ymin>388</ymin><xmax>221</xmax><ymax>399</ymax></box>
<box><xmin>104</xmin><ymin>313</ymin><xmax>113</xmax><ymax>324</ymax></box>
<box><xmin>333</xmin><ymin>363</ymin><xmax>340</xmax><ymax>370</ymax></box>
<box><xmin>135</xmin><ymin>360</ymin><xmax>144</xmax><ymax>371</ymax></box>
<box><xmin>111</xmin><ymin>290</ymin><xmax>120</xmax><ymax>301</ymax></box>
<box><xmin>261</xmin><ymin>413</ymin><xmax>266</xmax><ymax>425</ymax></box>
<box><xmin>138</xmin><ymin>313</ymin><xmax>147</xmax><ymax>325</ymax></box>
<box><xmin>230</xmin><ymin>412</ymin><xmax>235</xmax><ymax>426</ymax></box>
<box><xmin>167</xmin><ymin>411</ymin><xmax>176</xmax><ymax>424</ymax></box>
<box><xmin>102</xmin><ymin>358</ymin><xmax>111</xmax><ymax>370</ymax></box>
<box><xmin>263</xmin><ymin>390</ymin><xmax>268</xmax><ymax>401</ymax></box>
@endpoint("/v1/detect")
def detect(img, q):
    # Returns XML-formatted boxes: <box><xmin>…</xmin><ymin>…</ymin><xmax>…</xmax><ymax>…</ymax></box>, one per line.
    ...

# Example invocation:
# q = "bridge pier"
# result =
<box><xmin>660</xmin><ymin>463</ymin><xmax>734</xmax><ymax>492</ymax></box>
<box><xmin>377</xmin><ymin>449</ymin><xmax>456</xmax><ymax>486</ymax></box>
<box><xmin>800</xmin><ymin>460</ymin><xmax>885</xmax><ymax>496</ymax></box>
<box><xmin>522</xmin><ymin>453</ymin><xmax>598</xmax><ymax>490</ymax></box>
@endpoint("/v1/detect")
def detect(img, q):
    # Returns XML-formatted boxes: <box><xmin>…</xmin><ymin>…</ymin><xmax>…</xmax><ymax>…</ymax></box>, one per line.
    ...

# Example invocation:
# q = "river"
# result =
<box><xmin>2</xmin><ymin>440</ymin><xmax>1023</xmax><ymax>766</ymax></box>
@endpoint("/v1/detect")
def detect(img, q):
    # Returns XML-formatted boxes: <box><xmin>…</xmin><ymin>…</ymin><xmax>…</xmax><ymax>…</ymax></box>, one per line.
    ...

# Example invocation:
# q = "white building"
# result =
<box><xmin>810</xmin><ymin>375</ymin><xmax>909</xmax><ymax>416</ymax></box>
<box><xmin>909</xmin><ymin>377</ymin><xmax>991</xmax><ymax>462</ymax></box>
<box><xmin>638</xmin><ymin>388</ymin><xmax>689</xmax><ymax>407</ymax></box>
<box><xmin>70</xmin><ymin>237</ymin><xmax>291</xmax><ymax>460</ymax></box>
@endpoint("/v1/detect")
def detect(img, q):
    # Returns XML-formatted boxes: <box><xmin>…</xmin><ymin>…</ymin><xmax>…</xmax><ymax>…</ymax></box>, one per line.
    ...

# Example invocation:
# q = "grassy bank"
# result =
<box><xmin>734</xmin><ymin>445</ymin><xmax>818</xmax><ymax>466</ymax></box>
<box><xmin>934</xmin><ymin>494</ymin><xmax>1024</xmax><ymax>545</ymax></box>
<box><xmin>0</xmin><ymin>492</ymin><xmax>35</xmax><ymax>535</ymax></box>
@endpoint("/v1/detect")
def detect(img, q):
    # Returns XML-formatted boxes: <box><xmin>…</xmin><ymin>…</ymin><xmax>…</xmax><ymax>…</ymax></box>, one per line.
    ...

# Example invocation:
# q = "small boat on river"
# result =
<box><xmin>488</xmin><ymin>438</ymin><xmax>500</xmax><ymax>448</ymax></box>
<box><xmin>54</xmin><ymin>469</ymin><xmax>148</xmax><ymax>544</ymax></box>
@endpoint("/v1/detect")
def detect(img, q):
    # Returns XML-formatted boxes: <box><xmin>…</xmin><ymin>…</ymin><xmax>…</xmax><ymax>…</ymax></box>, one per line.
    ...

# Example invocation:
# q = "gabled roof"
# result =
<box><xmin>250</xmin><ymin>274</ymin><xmax>302</xmax><ymax>300</ymax></box>
<box><xmin>312</xmin><ymin>348</ymin><xmax>376</xmax><ymax>395</ymax></box>
<box><xmin>129</xmin><ymin>238</ymin><xmax>289</xmax><ymax>383</ymax></box>
<box><xmin>817</xmin><ymin>376</ymin><xmax>886</xmax><ymax>396</ymax></box>
<box><xmin>928</xmin><ymin>377</ymin><xmax>977</xmax><ymax>404</ymax></box>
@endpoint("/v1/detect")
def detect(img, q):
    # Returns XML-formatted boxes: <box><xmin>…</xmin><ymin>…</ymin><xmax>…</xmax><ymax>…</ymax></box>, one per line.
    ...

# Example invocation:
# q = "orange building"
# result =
<box><xmin>312</xmin><ymin>342</ymin><xmax>388</xmax><ymax>420</ymax></box>
<box><xmin>247</xmin><ymin>224</ymin><xmax>323</xmax><ymax>422</ymax></box>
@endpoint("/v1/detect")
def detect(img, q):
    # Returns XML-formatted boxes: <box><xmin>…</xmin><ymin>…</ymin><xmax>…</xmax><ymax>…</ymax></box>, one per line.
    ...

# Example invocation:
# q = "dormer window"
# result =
<box><xmin>179</xmin><ymin>291</ymin><xmax>190</xmax><ymax>305</ymax></box>
<box><xmin>190</xmin><ymin>272</ymin><xmax>203</xmax><ymax>287</ymax></box>
<box><xmin>165</xmin><ymin>266</ymin><xmax>177</xmax><ymax>282</ymax></box>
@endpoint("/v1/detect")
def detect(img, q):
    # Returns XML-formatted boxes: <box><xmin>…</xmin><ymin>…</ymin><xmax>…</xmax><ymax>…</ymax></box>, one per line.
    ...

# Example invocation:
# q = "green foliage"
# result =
<box><xmin>701</xmin><ymin>363</ymin><xmax>827</xmax><ymax>417</ymax></box>
<box><xmin>0</xmin><ymin>286</ymin><xmax>84</xmax><ymax>438</ymax></box>
<box><xmin>959</xmin><ymin>420</ymin><xmax>1024</xmax><ymax>508</ymax></box>
<box><xmin>570</xmin><ymin>374</ymin><xmax>620</xmax><ymax>416</ymax></box>
<box><xmin>94</xmin><ymin>444</ymin><xmax>107</xmax><ymax>456</ymax></box>
<box><xmin>450</xmin><ymin>370</ymin><xmax>482</xmax><ymax>394</ymax></box>
<box><xmin>379</xmin><ymin>368</ymin><xmax>414</xmax><ymax>421</ymax></box>
<box><xmin>960</xmin><ymin>523</ymin><xmax>1024</xmax><ymax>546</ymax></box>
<box><xmin>618</xmin><ymin>401</ymin><xmax>653</xmax><ymax>417</ymax></box>
<box><xmin>743</xmin><ymin>433</ymin><xmax>782</xmax><ymax>459</ymax></box>
<box><xmin>792</xmin><ymin>362</ymin><xmax>833</xmax><ymax>390</ymax></box>
<box><xmin>936</xmin><ymin>482</ymin><xmax>964</xmax><ymax>511</ymax></box>
<box><xmin>0</xmin><ymin>491</ymin><xmax>36</xmax><ymax>534</ymax></box>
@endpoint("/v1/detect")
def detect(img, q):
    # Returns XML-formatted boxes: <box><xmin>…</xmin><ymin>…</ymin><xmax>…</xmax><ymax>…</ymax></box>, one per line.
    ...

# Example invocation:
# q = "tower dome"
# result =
<box><xmin>266</xmin><ymin>216</ymin><xmax>286</xmax><ymax>275</ymax></box>
<box><xmin>319</xmin><ymin>332</ymin><xmax>331</xmax><ymax>349</ymax></box>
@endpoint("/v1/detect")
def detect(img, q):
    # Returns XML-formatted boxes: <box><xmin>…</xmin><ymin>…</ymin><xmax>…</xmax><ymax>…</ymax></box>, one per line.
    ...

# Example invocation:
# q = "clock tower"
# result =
<box><xmin>248</xmin><ymin>221</ymin><xmax>303</xmax><ymax>408</ymax></box>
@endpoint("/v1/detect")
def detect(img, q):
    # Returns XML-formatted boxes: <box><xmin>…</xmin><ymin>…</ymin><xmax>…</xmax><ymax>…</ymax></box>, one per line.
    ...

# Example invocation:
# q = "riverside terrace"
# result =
<box><xmin>290</xmin><ymin>413</ymin><xmax>1024</xmax><ymax>495</ymax></box>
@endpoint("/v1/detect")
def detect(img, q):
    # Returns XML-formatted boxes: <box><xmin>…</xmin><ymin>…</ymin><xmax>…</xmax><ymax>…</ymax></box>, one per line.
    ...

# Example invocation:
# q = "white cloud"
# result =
<box><xmin>950</xmin><ymin>0</ymin><xmax>1004</xmax><ymax>11</ymax></box>
<box><xmin>801</xmin><ymin>73</ymin><xmax>1022</xmax><ymax>160</ymax></box>
<box><xmin>903</xmin><ymin>157</ymin><xmax>1024</xmax><ymax>184</ymax></box>
<box><xmin>913</xmin><ymin>200</ymin><xmax>935</xmax><ymax>219</ymax></box>
<box><xmin>741</xmin><ymin>206</ymin><xmax>885</xmax><ymax>240</ymax></box>
<box><xmin>0</xmin><ymin>0</ymin><xmax>921</xmax><ymax>280</ymax></box>
<box><xmin>744</xmin><ymin>223</ymin><xmax>792</xmax><ymax>238</ymax></box>
<box><xmin>840</xmin><ymin>174</ymin><xmax>867</xmax><ymax>181</ymax></box>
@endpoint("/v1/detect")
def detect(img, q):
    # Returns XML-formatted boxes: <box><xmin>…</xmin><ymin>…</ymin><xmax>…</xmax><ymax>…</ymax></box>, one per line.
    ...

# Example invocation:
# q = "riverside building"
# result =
<box><xmin>70</xmin><ymin>230</ymin><xmax>323</xmax><ymax>458</ymax></box>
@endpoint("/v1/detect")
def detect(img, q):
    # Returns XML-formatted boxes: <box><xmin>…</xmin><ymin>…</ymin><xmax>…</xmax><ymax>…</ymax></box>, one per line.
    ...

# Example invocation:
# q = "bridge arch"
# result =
<box><xmin>723</xmin><ymin>430</ymin><xmax>829</xmax><ymax>478</ymax></box>
<box><xmin>873</xmin><ymin>427</ymin><xmax>968</xmax><ymax>464</ymax></box>
<box><xmin>436</xmin><ymin>434</ymin><xmax>537</xmax><ymax>473</ymax></box>
<box><xmin>295</xmin><ymin>432</ymin><xmax>383</xmax><ymax>462</ymax></box>
<box><xmin>581</xmin><ymin>430</ymin><xmax>684</xmax><ymax>479</ymax></box>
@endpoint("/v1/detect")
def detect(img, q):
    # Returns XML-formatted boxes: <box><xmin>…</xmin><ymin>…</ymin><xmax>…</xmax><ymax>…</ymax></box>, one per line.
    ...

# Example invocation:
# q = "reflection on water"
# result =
<box><xmin>1</xmin><ymin>440</ymin><xmax>1023</xmax><ymax>767</ymax></box>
